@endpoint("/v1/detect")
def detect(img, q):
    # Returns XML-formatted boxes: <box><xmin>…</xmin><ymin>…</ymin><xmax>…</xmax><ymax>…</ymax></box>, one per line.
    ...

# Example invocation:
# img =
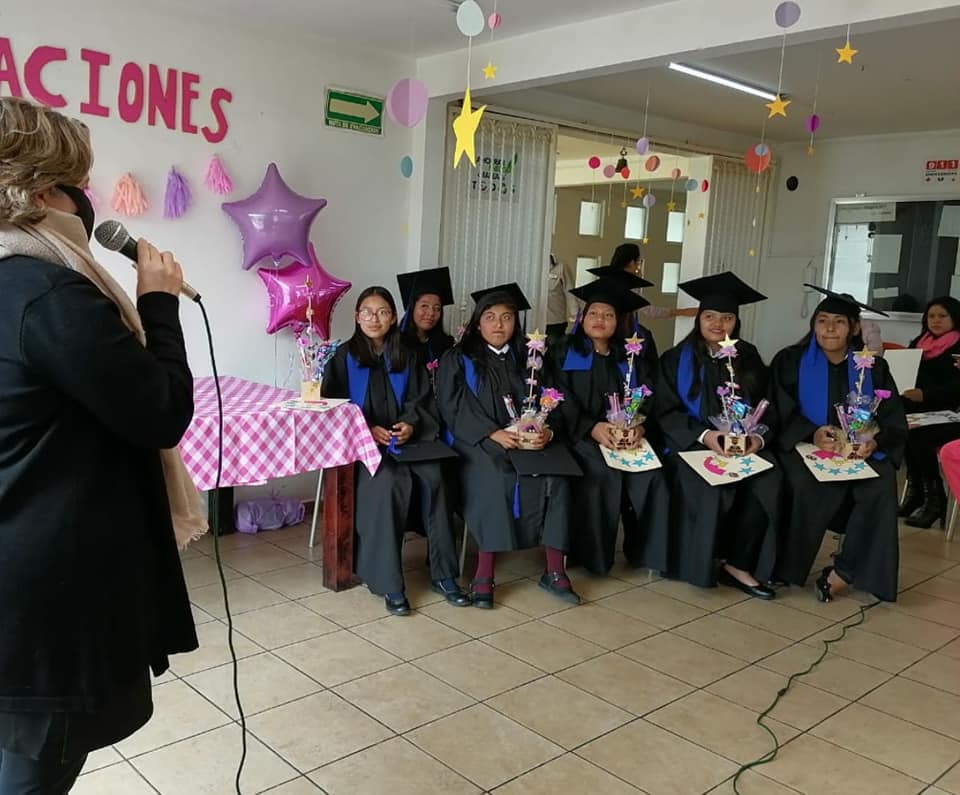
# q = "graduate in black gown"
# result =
<box><xmin>587</xmin><ymin>260</ymin><xmax>660</xmax><ymax>374</ymax></box>
<box><xmin>771</xmin><ymin>287</ymin><xmax>907</xmax><ymax>603</ymax></box>
<box><xmin>437</xmin><ymin>283</ymin><xmax>582</xmax><ymax>608</ymax></box>
<box><xmin>398</xmin><ymin>267</ymin><xmax>456</xmax><ymax>370</ymax></box>
<box><xmin>323</xmin><ymin>286</ymin><xmax>470</xmax><ymax>615</ymax></box>
<box><xmin>656</xmin><ymin>273</ymin><xmax>780</xmax><ymax>599</ymax></box>
<box><xmin>551</xmin><ymin>278</ymin><xmax>670</xmax><ymax>575</ymax></box>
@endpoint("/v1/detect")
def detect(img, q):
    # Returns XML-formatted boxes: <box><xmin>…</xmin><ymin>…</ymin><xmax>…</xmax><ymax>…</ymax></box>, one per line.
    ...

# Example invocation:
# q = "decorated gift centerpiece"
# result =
<box><xmin>605</xmin><ymin>333</ymin><xmax>653</xmax><ymax>449</ymax></box>
<box><xmin>503</xmin><ymin>329</ymin><xmax>565</xmax><ymax>449</ymax></box>
<box><xmin>832</xmin><ymin>346</ymin><xmax>891</xmax><ymax>458</ymax></box>
<box><xmin>708</xmin><ymin>334</ymin><xmax>770</xmax><ymax>456</ymax></box>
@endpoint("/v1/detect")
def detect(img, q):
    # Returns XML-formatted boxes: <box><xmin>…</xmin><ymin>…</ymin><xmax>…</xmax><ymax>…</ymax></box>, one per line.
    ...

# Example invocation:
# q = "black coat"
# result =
<box><xmin>0</xmin><ymin>255</ymin><xmax>197</xmax><ymax>715</ymax></box>
<box><xmin>903</xmin><ymin>337</ymin><xmax>960</xmax><ymax>412</ymax></box>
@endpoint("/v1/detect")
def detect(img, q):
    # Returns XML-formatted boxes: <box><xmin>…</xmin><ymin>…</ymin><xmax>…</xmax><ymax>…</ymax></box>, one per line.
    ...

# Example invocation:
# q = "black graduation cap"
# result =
<box><xmin>508</xmin><ymin>446</ymin><xmax>583</xmax><ymax>477</ymax></box>
<box><xmin>678</xmin><ymin>272</ymin><xmax>767</xmax><ymax>314</ymax></box>
<box><xmin>396</xmin><ymin>267</ymin><xmax>455</xmax><ymax>311</ymax></box>
<box><xmin>804</xmin><ymin>284</ymin><xmax>890</xmax><ymax>318</ymax></box>
<box><xmin>471</xmin><ymin>282</ymin><xmax>531</xmax><ymax>312</ymax></box>
<box><xmin>388</xmin><ymin>440</ymin><xmax>460</xmax><ymax>463</ymax></box>
<box><xmin>587</xmin><ymin>265</ymin><xmax>654</xmax><ymax>289</ymax></box>
<box><xmin>570</xmin><ymin>278</ymin><xmax>649</xmax><ymax>314</ymax></box>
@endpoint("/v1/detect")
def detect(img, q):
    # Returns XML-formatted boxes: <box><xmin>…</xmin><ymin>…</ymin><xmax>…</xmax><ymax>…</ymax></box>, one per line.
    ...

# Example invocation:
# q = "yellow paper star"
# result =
<box><xmin>697</xmin><ymin>212</ymin><xmax>705</xmax><ymax>220</ymax></box>
<box><xmin>855</xmin><ymin>345</ymin><xmax>875</xmax><ymax>359</ymax></box>
<box><xmin>836</xmin><ymin>40</ymin><xmax>858</xmax><ymax>64</ymax></box>
<box><xmin>666</xmin><ymin>200</ymin><xmax>677</xmax><ymax>212</ymax></box>
<box><xmin>620</xmin><ymin>201</ymin><xmax>628</xmax><ymax>209</ymax></box>
<box><xmin>807</xmin><ymin>144</ymin><xmax>816</xmax><ymax>156</ymax></box>
<box><xmin>526</xmin><ymin>329</ymin><xmax>546</xmax><ymax>344</ymax></box>
<box><xmin>452</xmin><ymin>87</ymin><xmax>487</xmax><ymax>168</ymax></box>
<box><xmin>630</xmin><ymin>186</ymin><xmax>645</xmax><ymax>199</ymax></box>
<box><xmin>748</xmin><ymin>248</ymin><xmax>756</xmax><ymax>257</ymax></box>
<box><xmin>642</xmin><ymin>237</ymin><xmax>649</xmax><ymax>245</ymax></box>
<box><xmin>719</xmin><ymin>334</ymin><xmax>739</xmax><ymax>354</ymax></box>
<box><xmin>765</xmin><ymin>94</ymin><xmax>791</xmax><ymax>118</ymax></box>
<box><xmin>482</xmin><ymin>61</ymin><xmax>498</xmax><ymax>80</ymax></box>
<box><xmin>625</xmin><ymin>334</ymin><xmax>642</xmax><ymax>349</ymax></box>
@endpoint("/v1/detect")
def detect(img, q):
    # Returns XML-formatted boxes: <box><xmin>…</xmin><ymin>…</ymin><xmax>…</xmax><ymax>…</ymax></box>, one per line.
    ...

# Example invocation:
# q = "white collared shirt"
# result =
<box><xmin>487</xmin><ymin>344</ymin><xmax>511</xmax><ymax>356</ymax></box>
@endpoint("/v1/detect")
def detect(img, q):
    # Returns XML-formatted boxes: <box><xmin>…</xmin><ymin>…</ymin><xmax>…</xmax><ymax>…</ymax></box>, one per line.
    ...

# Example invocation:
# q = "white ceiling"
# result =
<box><xmin>532</xmin><ymin>18</ymin><xmax>960</xmax><ymax>142</ymax></box>
<box><xmin>158</xmin><ymin>0</ymin><xmax>676</xmax><ymax>56</ymax></box>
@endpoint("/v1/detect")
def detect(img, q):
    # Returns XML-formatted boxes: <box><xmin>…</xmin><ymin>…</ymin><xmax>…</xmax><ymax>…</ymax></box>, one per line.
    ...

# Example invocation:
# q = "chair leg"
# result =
<box><xmin>947</xmin><ymin>498</ymin><xmax>958</xmax><ymax>543</ymax></box>
<box><xmin>308</xmin><ymin>470</ymin><xmax>324</xmax><ymax>549</ymax></box>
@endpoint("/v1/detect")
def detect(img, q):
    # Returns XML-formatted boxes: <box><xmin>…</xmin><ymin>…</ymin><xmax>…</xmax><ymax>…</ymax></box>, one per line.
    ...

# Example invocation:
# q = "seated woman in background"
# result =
<box><xmin>551</xmin><ymin>277</ymin><xmax>669</xmax><ymax>576</ymax></box>
<box><xmin>897</xmin><ymin>296</ymin><xmax>960</xmax><ymax>528</ymax></box>
<box><xmin>438</xmin><ymin>283</ymin><xmax>581</xmax><ymax>608</ymax></box>
<box><xmin>656</xmin><ymin>272</ymin><xmax>780</xmax><ymax>599</ymax></box>
<box><xmin>323</xmin><ymin>286</ymin><xmax>469</xmax><ymax>615</ymax></box>
<box><xmin>397</xmin><ymin>266</ymin><xmax>456</xmax><ymax>369</ymax></box>
<box><xmin>770</xmin><ymin>287</ymin><xmax>906</xmax><ymax>603</ymax></box>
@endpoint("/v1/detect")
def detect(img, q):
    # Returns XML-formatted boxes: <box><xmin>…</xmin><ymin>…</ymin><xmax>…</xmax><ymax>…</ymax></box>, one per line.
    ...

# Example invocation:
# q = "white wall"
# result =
<box><xmin>755</xmin><ymin>129</ymin><xmax>960</xmax><ymax>360</ymax></box>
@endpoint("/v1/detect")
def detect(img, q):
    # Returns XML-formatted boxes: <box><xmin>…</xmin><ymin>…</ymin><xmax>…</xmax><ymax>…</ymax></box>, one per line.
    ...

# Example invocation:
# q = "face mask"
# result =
<box><xmin>54</xmin><ymin>184</ymin><xmax>95</xmax><ymax>240</ymax></box>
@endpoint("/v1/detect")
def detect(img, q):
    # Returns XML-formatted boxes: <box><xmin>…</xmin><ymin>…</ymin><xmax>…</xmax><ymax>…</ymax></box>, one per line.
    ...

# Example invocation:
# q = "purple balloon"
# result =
<box><xmin>774</xmin><ymin>1</ymin><xmax>801</xmax><ymax>28</ymax></box>
<box><xmin>642</xmin><ymin>193</ymin><xmax>657</xmax><ymax>208</ymax></box>
<box><xmin>635</xmin><ymin>137</ymin><xmax>650</xmax><ymax>155</ymax></box>
<box><xmin>805</xmin><ymin>113</ymin><xmax>821</xmax><ymax>133</ymax></box>
<box><xmin>386</xmin><ymin>78</ymin><xmax>429</xmax><ymax>128</ymax></box>
<box><xmin>222</xmin><ymin>163</ymin><xmax>327</xmax><ymax>270</ymax></box>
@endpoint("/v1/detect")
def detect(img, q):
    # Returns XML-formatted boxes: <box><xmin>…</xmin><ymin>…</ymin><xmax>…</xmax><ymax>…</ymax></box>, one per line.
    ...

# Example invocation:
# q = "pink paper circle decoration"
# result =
<box><xmin>645</xmin><ymin>155</ymin><xmax>661</xmax><ymax>172</ymax></box>
<box><xmin>603</xmin><ymin>164</ymin><xmax>617</xmax><ymax>178</ymax></box>
<box><xmin>670</xmin><ymin>167</ymin><xmax>682</xmax><ymax>180</ymax></box>
<box><xmin>488</xmin><ymin>11</ymin><xmax>502</xmax><ymax>30</ymax></box>
<box><xmin>642</xmin><ymin>193</ymin><xmax>657</xmax><ymax>208</ymax></box>
<box><xmin>386</xmin><ymin>78</ymin><xmax>429</xmax><ymax>128</ymax></box>
<box><xmin>635</xmin><ymin>137</ymin><xmax>650</xmax><ymax>154</ymax></box>
<box><xmin>701</xmin><ymin>179</ymin><xmax>710</xmax><ymax>192</ymax></box>
<box><xmin>805</xmin><ymin>114</ymin><xmax>821</xmax><ymax>134</ymax></box>
<box><xmin>588</xmin><ymin>156</ymin><xmax>601</xmax><ymax>170</ymax></box>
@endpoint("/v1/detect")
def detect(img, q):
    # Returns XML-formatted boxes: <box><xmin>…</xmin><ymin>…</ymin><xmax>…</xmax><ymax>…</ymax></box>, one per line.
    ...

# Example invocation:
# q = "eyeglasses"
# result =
<box><xmin>358</xmin><ymin>308</ymin><xmax>393</xmax><ymax>321</ymax></box>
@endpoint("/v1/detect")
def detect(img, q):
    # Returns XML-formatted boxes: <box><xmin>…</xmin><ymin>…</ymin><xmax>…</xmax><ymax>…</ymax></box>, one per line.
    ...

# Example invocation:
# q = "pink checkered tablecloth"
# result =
<box><xmin>179</xmin><ymin>376</ymin><xmax>381</xmax><ymax>491</ymax></box>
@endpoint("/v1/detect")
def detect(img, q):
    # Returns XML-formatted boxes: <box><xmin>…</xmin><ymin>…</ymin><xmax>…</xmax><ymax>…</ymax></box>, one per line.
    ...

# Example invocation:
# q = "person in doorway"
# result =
<box><xmin>655</xmin><ymin>272</ymin><xmax>780</xmax><ymax>599</ymax></box>
<box><xmin>0</xmin><ymin>97</ymin><xmax>203</xmax><ymax>791</ymax></box>
<box><xmin>770</xmin><ymin>287</ymin><xmax>906</xmax><ymax>603</ymax></box>
<box><xmin>551</xmin><ymin>277</ymin><xmax>669</xmax><ymax>575</ymax></box>
<box><xmin>437</xmin><ymin>283</ymin><xmax>582</xmax><ymax>608</ymax></box>
<box><xmin>600</xmin><ymin>242</ymin><xmax>699</xmax><ymax>322</ymax></box>
<box><xmin>323</xmin><ymin>286</ymin><xmax>469</xmax><ymax>615</ymax></box>
<box><xmin>897</xmin><ymin>296</ymin><xmax>960</xmax><ymax>528</ymax></box>
<box><xmin>546</xmin><ymin>253</ymin><xmax>578</xmax><ymax>345</ymax></box>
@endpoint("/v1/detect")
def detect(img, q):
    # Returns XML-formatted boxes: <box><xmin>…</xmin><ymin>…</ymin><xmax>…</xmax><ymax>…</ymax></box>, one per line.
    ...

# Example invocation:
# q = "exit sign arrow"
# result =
<box><xmin>325</xmin><ymin>88</ymin><xmax>385</xmax><ymax>136</ymax></box>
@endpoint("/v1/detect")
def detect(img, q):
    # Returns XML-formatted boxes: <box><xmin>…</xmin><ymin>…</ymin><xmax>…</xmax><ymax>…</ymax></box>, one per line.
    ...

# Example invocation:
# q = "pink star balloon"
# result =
<box><xmin>257</xmin><ymin>244</ymin><xmax>351</xmax><ymax>337</ymax></box>
<box><xmin>222</xmin><ymin>163</ymin><xmax>327</xmax><ymax>270</ymax></box>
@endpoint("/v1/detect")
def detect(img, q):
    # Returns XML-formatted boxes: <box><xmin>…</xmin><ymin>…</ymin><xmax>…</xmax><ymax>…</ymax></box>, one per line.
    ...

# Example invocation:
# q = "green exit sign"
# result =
<box><xmin>325</xmin><ymin>87</ymin><xmax>384</xmax><ymax>136</ymax></box>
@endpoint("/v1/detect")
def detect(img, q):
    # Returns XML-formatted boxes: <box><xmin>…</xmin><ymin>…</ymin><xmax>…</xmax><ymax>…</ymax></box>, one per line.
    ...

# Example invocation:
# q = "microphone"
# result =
<box><xmin>94</xmin><ymin>220</ymin><xmax>200</xmax><ymax>302</ymax></box>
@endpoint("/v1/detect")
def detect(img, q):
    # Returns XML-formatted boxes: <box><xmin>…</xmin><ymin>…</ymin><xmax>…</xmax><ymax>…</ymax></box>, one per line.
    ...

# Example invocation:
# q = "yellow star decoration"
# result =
<box><xmin>620</xmin><ymin>201</ymin><xmax>628</xmax><ymax>209</ymax></box>
<box><xmin>697</xmin><ymin>212</ymin><xmax>706</xmax><ymax>220</ymax></box>
<box><xmin>855</xmin><ymin>345</ymin><xmax>875</xmax><ymax>359</ymax></box>
<box><xmin>807</xmin><ymin>144</ymin><xmax>816</xmax><ymax>156</ymax></box>
<box><xmin>452</xmin><ymin>86</ymin><xmax>487</xmax><ymax>168</ymax></box>
<box><xmin>765</xmin><ymin>94</ymin><xmax>791</xmax><ymax>118</ymax></box>
<box><xmin>482</xmin><ymin>61</ymin><xmax>498</xmax><ymax>80</ymax></box>
<box><xmin>642</xmin><ymin>237</ymin><xmax>649</xmax><ymax>245</ymax></box>
<box><xmin>719</xmin><ymin>334</ymin><xmax>739</xmax><ymax>355</ymax></box>
<box><xmin>666</xmin><ymin>200</ymin><xmax>677</xmax><ymax>212</ymax></box>
<box><xmin>630</xmin><ymin>186</ymin><xmax>646</xmax><ymax>199</ymax></box>
<box><xmin>526</xmin><ymin>328</ymin><xmax>547</xmax><ymax>344</ymax></box>
<box><xmin>625</xmin><ymin>334</ymin><xmax>642</xmax><ymax>350</ymax></box>
<box><xmin>836</xmin><ymin>40</ymin><xmax>858</xmax><ymax>64</ymax></box>
<box><xmin>748</xmin><ymin>248</ymin><xmax>756</xmax><ymax>257</ymax></box>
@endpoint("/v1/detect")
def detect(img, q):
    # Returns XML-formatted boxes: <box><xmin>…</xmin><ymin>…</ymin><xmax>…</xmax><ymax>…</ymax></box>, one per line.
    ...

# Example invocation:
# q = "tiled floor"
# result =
<box><xmin>73</xmin><ymin>521</ymin><xmax>960</xmax><ymax>794</ymax></box>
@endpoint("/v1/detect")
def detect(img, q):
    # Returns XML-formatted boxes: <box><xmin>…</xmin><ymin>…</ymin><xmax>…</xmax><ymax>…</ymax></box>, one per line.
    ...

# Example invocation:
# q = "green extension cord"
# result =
<box><xmin>731</xmin><ymin>598</ymin><xmax>882</xmax><ymax>794</ymax></box>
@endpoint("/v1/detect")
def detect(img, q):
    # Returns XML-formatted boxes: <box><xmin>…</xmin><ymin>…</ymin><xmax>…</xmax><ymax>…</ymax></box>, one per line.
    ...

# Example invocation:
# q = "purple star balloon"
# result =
<box><xmin>222</xmin><ymin>162</ymin><xmax>327</xmax><ymax>270</ymax></box>
<box><xmin>257</xmin><ymin>244</ymin><xmax>351</xmax><ymax>338</ymax></box>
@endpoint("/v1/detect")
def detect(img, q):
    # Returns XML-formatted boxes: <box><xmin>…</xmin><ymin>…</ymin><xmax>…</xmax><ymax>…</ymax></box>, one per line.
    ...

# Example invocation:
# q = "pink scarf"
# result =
<box><xmin>916</xmin><ymin>330</ymin><xmax>960</xmax><ymax>360</ymax></box>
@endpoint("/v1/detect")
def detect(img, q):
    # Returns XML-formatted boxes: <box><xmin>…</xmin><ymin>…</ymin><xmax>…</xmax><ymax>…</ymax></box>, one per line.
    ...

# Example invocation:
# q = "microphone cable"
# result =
<box><xmin>195</xmin><ymin>297</ymin><xmax>248</xmax><ymax>793</ymax></box>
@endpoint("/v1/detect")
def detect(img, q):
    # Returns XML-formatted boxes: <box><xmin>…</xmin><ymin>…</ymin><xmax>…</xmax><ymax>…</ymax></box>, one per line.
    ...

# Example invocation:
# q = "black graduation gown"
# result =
<box><xmin>655</xmin><ymin>341</ymin><xmax>781</xmax><ymax>587</ymax></box>
<box><xmin>437</xmin><ymin>347</ymin><xmax>571</xmax><ymax>553</ymax></box>
<box><xmin>551</xmin><ymin>340</ymin><xmax>669</xmax><ymax>575</ymax></box>
<box><xmin>770</xmin><ymin>344</ymin><xmax>906</xmax><ymax>601</ymax></box>
<box><xmin>323</xmin><ymin>345</ymin><xmax>459</xmax><ymax>594</ymax></box>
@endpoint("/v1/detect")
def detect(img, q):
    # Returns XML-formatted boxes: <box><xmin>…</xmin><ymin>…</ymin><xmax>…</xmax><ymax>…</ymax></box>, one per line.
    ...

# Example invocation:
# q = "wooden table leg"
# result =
<box><xmin>321</xmin><ymin>463</ymin><xmax>359</xmax><ymax>591</ymax></box>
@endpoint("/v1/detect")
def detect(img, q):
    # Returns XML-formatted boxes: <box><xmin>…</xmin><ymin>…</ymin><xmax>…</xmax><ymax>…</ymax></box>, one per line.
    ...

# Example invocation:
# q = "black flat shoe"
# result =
<box><xmin>384</xmin><ymin>595</ymin><xmax>411</xmax><ymax>616</ymax></box>
<box><xmin>470</xmin><ymin>577</ymin><xmax>495</xmax><ymax>609</ymax></box>
<box><xmin>814</xmin><ymin>566</ymin><xmax>834</xmax><ymax>603</ymax></box>
<box><xmin>718</xmin><ymin>568</ymin><xmax>775</xmax><ymax>600</ymax></box>
<box><xmin>432</xmin><ymin>580</ymin><xmax>472</xmax><ymax>607</ymax></box>
<box><xmin>538</xmin><ymin>571</ymin><xmax>582</xmax><ymax>605</ymax></box>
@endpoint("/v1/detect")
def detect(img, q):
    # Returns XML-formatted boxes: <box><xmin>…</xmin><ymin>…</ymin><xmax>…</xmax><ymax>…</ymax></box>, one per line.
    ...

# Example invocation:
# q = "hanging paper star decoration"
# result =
<box><xmin>630</xmin><ymin>186</ymin><xmax>646</xmax><ymax>199</ymax></box>
<box><xmin>765</xmin><ymin>94</ymin><xmax>791</xmax><ymax>118</ymax></box>
<box><xmin>452</xmin><ymin>87</ymin><xmax>487</xmax><ymax>168</ymax></box>
<box><xmin>836</xmin><ymin>40</ymin><xmax>858</xmax><ymax>64</ymax></box>
<box><xmin>482</xmin><ymin>61</ymin><xmax>498</xmax><ymax>80</ymax></box>
<box><xmin>666</xmin><ymin>200</ymin><xmax>677</xmax><ymax>212</ymax></box>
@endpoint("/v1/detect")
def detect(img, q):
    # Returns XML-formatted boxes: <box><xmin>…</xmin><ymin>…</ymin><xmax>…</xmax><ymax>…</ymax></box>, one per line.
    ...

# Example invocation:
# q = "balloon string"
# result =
<box><xmin>465</xmin><ymin>36</ymin><xmax>473</xmax><ymax>88</ymax></box>
<box><xmin>776</xmin><ymin>32</ymin><xmax>786</xmax><ymax>95</ymax></box>
<box><xmin>641</xmin><ymin>79</ymin><xmax>651</xmax><ymax>138</ymax></box>
<box><xmin>489</xmin><ymin>0</ymin><xmax>498</xmax><ymax>42</ymax></box>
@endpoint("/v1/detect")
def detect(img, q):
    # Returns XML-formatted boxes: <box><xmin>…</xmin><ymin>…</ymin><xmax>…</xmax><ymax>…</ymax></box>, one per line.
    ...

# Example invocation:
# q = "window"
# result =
<box><xmin>575</xmin><ymin>256</ymin><xmax>601</xmax><ymax>287</ymax></box>
<box><xmin>667</xmin><ymin>211</ymin><xmax>686</xmax><ymax>243</ymax></box>
<box><xmin>662</xmin><ymin>262</ymin><xmax>681</xmax><ymax>293</ymax></box>
<box><xmin>624</xmin><ymin>206</ymin><xmax>647</xmax><ymax>240</ymax></box>
<box><xmin>578</xmin><ymin>200</ymin><xmax>603</xmax><ymax>236</ymax></box>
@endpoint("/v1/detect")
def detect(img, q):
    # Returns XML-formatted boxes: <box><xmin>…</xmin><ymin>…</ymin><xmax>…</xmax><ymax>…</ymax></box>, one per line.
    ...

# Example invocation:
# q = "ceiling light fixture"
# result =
<box><xmin>668</xmin><ymin>62</ymin><xmax>779</xmax><ymax>102</ymax></box>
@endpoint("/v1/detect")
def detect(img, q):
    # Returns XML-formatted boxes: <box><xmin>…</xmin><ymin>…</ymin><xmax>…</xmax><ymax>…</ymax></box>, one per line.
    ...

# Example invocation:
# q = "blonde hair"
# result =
<box><xmin>0</xmin><ymin>97</ymin><xmax>92</xmax><ymax>225</ymax></box>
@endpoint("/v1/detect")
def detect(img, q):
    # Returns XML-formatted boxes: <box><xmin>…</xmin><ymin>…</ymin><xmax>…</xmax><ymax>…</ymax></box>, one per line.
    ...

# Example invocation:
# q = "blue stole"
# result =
<box><xmin>798</xmin><ymin>338</ymin><xmax>884</xmax><ymax>460</ymax></box>
<box><xmin>462</xmin><ymin>353</ymin><xmax>521</xmax><ymax>519</ymax></box>
<box><xmin>345</xmin><ymin>352</ymin><xmax>409</xmax><ymax>430</ymax></box>
<box><xmin>561</xmin><ymin>346</ymin><xmax>636</xmax><ymax>387</ymax></box>
<box><xmin>677</xmin><ymin>343</ymin><xmax>704</xmax><ymax>420</ymax></box>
